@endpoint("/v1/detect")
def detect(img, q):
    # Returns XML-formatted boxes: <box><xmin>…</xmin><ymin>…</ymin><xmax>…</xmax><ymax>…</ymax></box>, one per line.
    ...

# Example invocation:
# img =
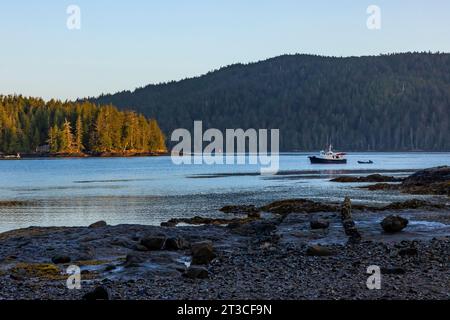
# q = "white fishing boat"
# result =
<box><xmin>309</xmin><ymin>145</ymin><xmax>347</xmax><ymax>164</ymax></box>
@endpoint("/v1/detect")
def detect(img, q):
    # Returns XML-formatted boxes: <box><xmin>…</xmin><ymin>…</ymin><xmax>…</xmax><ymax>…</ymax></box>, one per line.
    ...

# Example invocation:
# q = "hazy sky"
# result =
<box><xmin>1</xmin><ymin>0</ymin><xmax>449</xmax><ymax>100</ymax></box>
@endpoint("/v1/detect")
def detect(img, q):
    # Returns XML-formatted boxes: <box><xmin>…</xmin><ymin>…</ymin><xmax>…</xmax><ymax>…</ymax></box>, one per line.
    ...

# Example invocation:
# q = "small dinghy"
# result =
<box><xmin>358</xmin><ymin>160</ymin><xmax>373</xmax><ymax>164</ymax></box>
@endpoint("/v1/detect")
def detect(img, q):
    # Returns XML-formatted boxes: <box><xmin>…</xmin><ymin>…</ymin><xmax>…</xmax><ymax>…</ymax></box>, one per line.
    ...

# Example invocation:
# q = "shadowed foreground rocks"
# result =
<box><xmin>1</xmin><ymin>167</ymin><xmax>448</xmax><ymax>300</ymax></box>
<box><xmin>0</xmin><ymin>193</ymin><xmax>449</xmax><ymax>300</ymax></box>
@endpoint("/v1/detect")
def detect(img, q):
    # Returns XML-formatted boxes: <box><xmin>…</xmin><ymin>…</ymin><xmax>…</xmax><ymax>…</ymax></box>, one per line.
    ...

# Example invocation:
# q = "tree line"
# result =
<box><xmin>89</xmin><ymin>52</ymin><xmax>450</xmax><ymax>151</ymax></box>
<box><xmin>0</xmin><ymin>95</ymin><xmax>166</xmax><ymax>154</ymax></box>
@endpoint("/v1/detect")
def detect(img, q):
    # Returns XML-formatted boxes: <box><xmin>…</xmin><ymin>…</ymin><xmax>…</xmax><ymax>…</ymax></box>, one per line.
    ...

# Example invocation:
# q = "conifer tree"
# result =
<box><xmin>60</xmin><ymin>119</ymin><xmax>75</xmax><ymax>153</ymax></box>
<box><xmin>48</xmin><ymin>125</ymin><xmax>60</xmax><ymax>153</ymax></box>
<box><xmin>75</xmin><ymin>115</ymin><xmax>84</xmax><ymax>152</ymax></box>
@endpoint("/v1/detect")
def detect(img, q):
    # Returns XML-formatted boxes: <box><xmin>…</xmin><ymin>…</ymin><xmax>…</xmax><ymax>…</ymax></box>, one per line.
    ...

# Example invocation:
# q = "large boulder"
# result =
<box><xmin>140</xmin><ymin>235</ymin><xmax>166</xmax><ymax>250</ymax></box>
<box><xmin>88</xmin><ymin>221</ymin><xmax>107</xmax><ymax>228</ymax></box>
<box><xmin>381</xmin><ymin>215</ymin><xmax>409</xmax><ymax>233</ymax></box>
<box><xmin>191</xmin><ymin>241</ymin><xmax>216</xmax><ymax>265</ymax></box>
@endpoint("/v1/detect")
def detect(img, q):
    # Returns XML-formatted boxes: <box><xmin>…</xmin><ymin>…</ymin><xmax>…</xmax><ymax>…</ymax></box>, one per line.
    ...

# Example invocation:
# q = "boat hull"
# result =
<box><xmin>309</xmin><ymin>156</ymin><xmax>347</xmax><ymax>164</ymax></box>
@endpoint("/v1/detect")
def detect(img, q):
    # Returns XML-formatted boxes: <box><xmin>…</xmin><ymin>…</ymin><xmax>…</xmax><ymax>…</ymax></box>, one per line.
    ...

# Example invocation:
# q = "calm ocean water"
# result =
<box><xmin>0</xmin><ymin>152</ymin><xmax>449</xmax><ymax>232</ymax></box>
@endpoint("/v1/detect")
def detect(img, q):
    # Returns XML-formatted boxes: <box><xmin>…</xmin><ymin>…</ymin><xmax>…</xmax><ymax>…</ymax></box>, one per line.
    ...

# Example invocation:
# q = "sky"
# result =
<box><xmin>0</xmin><ymin>0</ymin><xmax>449</xmax><ymax>100</ymax></box>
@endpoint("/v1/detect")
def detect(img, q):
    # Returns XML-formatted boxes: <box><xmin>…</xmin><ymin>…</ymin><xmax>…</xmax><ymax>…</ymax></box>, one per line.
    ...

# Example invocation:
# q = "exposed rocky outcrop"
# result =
<box><xmin>362</xmin><ymin>166</ymin><xmax>450</xmax><ymax>196</ymax></box>
<box><xmin>363</xmin><ymin>183</ymin><xmax>397</xmax><ymax>191</ymax></box>
<box><xmin>401</xmin><ymin>166</ymin><xmax>450</xmax><ymax>196</ymax></box>
<box><xmin>260</xmin><ymin>199</ymin><xmax>337</xmax><ymax>215</ymax></box>
<box><xmin>220</xmin><ymin>205</ymin><xmax>260</xmax><ymax>216</ymax></box>
<box><xmin>331</xmin><ymin>174</ymin><xmax>402</xmax><ymax>183</ymax></box>
<box><xmin>381</xmin><ymin>199</ymin><xmax>445</xmax><ymax>211</ymax></box>
<box><xmin>228</xmin><ymin>219</ymin><xmax>279</xmax><ymax>236</ymax></box>
<box><xmin>261</xmin><ymin>197</ymin><xmax>447</xmax><ymax>215</ymax></box>
<box><xmin>403</xmin><ymin>166</ymin><xmax>450</xmax><ymax>185</ymax></box>
<box><xmin>89</xmin><ymin>221</ymin><xmax>107</xmax><ymax>228</ymax></box>
<box><xmin>161</xmin><ymin>215</ymin><xmax>258</xmax><ymax>227</ymax></box>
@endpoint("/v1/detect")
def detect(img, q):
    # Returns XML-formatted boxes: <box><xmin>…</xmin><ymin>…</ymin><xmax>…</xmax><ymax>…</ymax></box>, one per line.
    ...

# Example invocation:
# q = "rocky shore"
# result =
<box><xmin>0</xmin><ymin>167</ymin><xmax>449</xmax><ymax>300</ymax></box>
<box><xmin>350</xmin><ymin>166</ymin><xmax>450</xmax><ymax>196</ymax></box>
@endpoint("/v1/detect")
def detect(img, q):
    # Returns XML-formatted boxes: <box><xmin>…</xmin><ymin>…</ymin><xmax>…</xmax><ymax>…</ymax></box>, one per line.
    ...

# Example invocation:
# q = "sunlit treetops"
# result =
<box><xmin>0</xmin><ymin>95</ymin><xmax>166</xmax><ymax>154</ymax></box>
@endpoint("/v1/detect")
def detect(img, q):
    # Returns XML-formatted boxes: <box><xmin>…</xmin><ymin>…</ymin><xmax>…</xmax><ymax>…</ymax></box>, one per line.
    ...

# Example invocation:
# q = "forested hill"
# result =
<box><xmin>0</xmin><ymin>96</ymin><xmax>166</xmax><ymax>155</ymax></box>
<box><xmin>88</xmin><ymin>52</ymin><xmax>450</xmax><ymax>151</ymax></box>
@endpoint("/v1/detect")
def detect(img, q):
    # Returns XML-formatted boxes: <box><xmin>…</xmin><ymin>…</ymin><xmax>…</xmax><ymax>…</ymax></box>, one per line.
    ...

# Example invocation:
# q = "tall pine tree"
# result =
<box><xmin>75</xmin><ymin>115</ymin><xmax>84</xmax><ymax>152</ymax></box>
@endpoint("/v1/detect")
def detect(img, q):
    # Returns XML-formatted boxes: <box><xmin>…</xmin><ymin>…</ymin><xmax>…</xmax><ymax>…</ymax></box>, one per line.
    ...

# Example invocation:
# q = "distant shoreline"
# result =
<box><xmin>0</xmin><ymin>151</ymin><xmax>169</xmax><ymax>160</ymax></box>
<box><xmin>1</xmin><ymin>150</ymin><xmax>450</xmax><ymax>161</ymax></box>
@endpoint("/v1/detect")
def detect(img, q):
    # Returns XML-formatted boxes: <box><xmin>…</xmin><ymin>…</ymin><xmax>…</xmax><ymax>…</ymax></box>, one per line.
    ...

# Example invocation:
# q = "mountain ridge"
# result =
<box><xmin>87</xmin><ymin>52</ymin><xmax>450</xmax><ymax>151</ymax></box>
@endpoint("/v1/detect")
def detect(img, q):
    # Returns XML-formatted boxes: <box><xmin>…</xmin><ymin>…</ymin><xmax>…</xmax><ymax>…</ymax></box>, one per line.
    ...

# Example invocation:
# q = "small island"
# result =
<box><xmin>0</xmin><ymin>95</ymin><xmax>167</xmax><ymax>159</ymax></box>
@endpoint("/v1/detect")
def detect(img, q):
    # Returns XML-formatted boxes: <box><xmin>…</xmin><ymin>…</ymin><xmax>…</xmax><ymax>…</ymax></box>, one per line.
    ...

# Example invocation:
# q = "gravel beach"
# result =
<box><xmin>0</xmin><ymin>203</ymin><xmax>448</xmax><ymax>300</ymax></box>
